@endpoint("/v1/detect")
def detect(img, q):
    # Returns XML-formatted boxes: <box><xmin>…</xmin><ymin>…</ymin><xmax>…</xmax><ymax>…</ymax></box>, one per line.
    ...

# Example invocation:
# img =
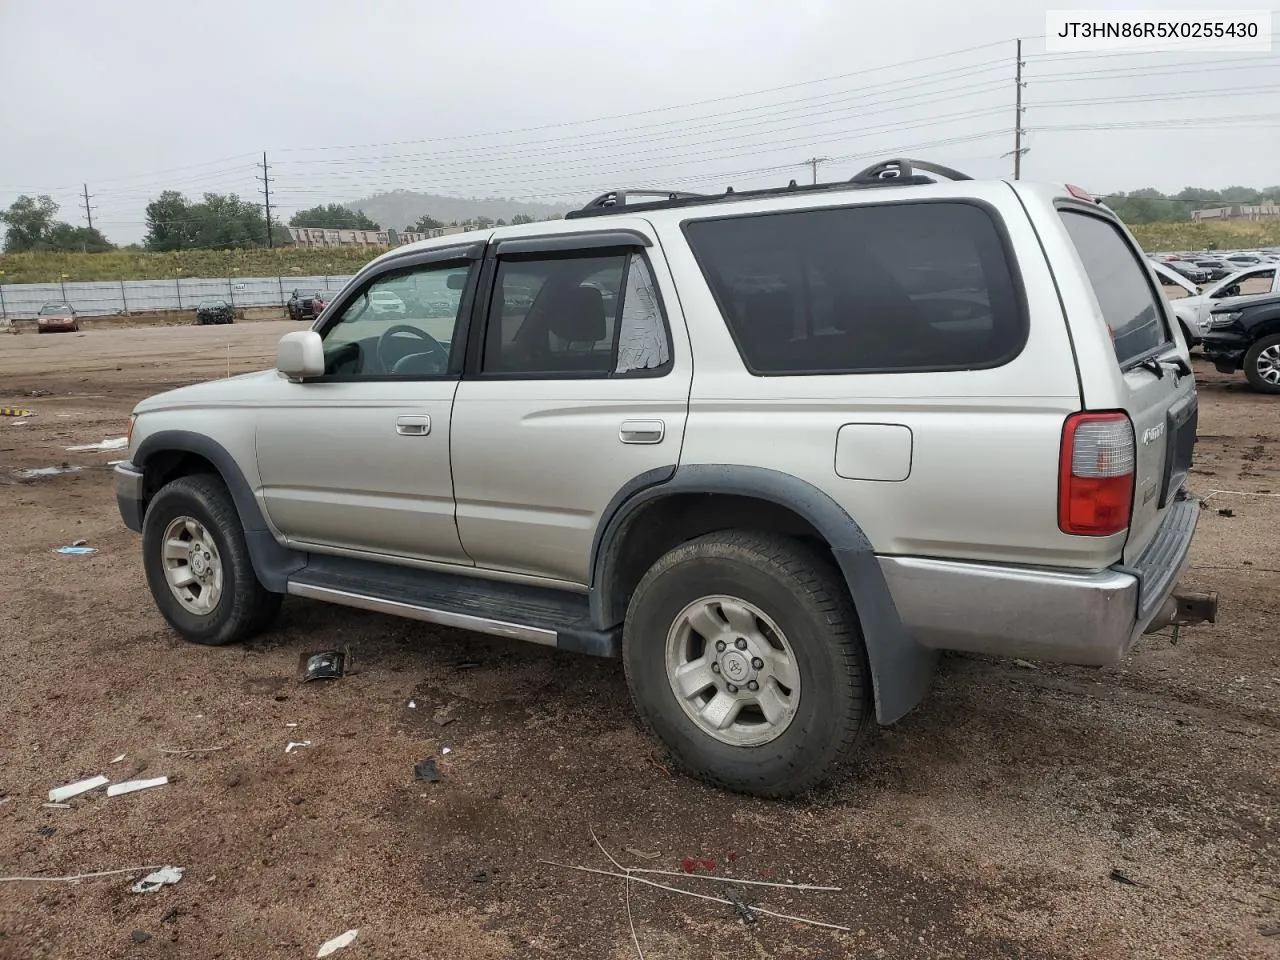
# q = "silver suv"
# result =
<box><xmin>113</xmin><ymin>159</ymin><xmax>1217</xmax><ymax>797</ymax></box>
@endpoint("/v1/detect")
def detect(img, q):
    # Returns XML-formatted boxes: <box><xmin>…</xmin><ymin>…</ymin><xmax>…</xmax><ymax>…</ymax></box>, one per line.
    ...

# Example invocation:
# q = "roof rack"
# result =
<box><xmin>564</xmin><ymin>157</ymin><xmax>973</xmax><ymax>219</ymax></box>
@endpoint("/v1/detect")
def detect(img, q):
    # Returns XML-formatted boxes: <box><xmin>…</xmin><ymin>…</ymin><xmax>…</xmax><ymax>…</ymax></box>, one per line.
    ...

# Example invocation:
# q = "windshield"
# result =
<box><xmin>39</xmin><ymin>303</ymin><xmax>71</xmax><ymax>315</ymax></box>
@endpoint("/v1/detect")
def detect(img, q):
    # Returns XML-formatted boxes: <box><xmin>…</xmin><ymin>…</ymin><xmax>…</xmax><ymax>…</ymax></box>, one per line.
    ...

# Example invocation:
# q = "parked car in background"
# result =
<box><xmin>287</xmin><ymin>290</ymin><xmax>331</xmax><ymax>322</ymax></box>
<box><xmin>368</xmin><ymin>289</ymin><xmax>407</xmax><ymax>316</ymax></box>
<box><xmin>36</xmin><ymin>302</ymin><xmax>79</xmax><ymax>333</ymax></box>
<box><xmin>1202</xmin><ymin>291</ymin><xmax>1280</xmax><ymax>393</ymax></box>
<box><xmin>1152</xmin><ymin>261</ymin><xmax>1280</xmax><ymax>347</ymax></box>
<box><xmin>1165</xmin><ymin>259</ymin><xmax>1211</xmax><ymax>284</ymax></box>
<box><xmin>195</xmin><ymin>299</ymin><xmax>235</xmax><ymax>325</ymax></box>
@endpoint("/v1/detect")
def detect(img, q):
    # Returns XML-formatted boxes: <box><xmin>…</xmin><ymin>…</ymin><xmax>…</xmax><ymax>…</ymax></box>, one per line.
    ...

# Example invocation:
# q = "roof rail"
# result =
<box><xmin>566</xmin><ymin>189</ymin><xmax>709</xmax><ymax>219</ymax></box>
<box><xmin>849</xmin><ymin>158</ymin><xmax>973</xmax><ymax>183</ymax></box>
<box><xmin>564</xmin><ymin>157</ymin><xmax>972</xmax><ymax>219</ymax></box>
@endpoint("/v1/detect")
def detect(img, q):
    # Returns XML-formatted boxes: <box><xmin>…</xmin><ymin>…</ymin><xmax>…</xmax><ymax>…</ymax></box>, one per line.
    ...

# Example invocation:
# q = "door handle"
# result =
<box><xmin>619</xmin><ymin>419</ymin><xmax>665</xmax><ymax>444</ymax></box>
<box><xmin>395</xmin><ymin>415</ymin><xmax>431</xmax><ymax>436</ymax></box>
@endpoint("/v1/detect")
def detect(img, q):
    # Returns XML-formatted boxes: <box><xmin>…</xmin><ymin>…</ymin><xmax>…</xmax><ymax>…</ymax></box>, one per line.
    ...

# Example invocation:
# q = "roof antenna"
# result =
<box><xmin>725</xmin><ymin>186</ymin><xmax>734</xmax><ymax>194</ymax></box>
<box><xmin>788</xmin><ymin>179</ymin><xmax>798</xmax><ymax>188</ymax></box>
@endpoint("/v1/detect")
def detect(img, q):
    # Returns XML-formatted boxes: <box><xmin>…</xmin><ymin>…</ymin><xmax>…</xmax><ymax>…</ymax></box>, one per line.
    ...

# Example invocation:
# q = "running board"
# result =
<box><xmin>286</xmin><ymin>555</ymin><xmax>620</xmax><ymax>657</ymax></box>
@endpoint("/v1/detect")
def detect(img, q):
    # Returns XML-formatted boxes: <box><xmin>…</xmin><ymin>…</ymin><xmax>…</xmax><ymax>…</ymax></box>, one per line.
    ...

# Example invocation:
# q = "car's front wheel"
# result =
<box><xmin>142</xmin><ymin>474</ymin><xmax>281</xmax><ymax>645</ymax></box>
<box><xmin>623</xmin><ymin>530</ymin><xmax>870</xmax><ymax>798</ymax></box>
<box><xmin>1244</xmin><ymin>333</ymin><xmax>1280</xmax><ymax>394</ymax></box>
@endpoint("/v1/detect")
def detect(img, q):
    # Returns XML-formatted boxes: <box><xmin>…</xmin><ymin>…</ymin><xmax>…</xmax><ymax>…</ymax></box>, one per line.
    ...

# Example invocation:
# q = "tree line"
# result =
<box><xmin>1100</xmin><ymin>186</ymin><xmax>1280</xmax><ymax>224</ymax></box>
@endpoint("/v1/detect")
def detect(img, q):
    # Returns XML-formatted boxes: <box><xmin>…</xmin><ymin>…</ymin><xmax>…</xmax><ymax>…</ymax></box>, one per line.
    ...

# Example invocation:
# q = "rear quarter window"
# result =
<box><xmin>682</xmin><ymin>201</ymin><xmax>1027</xmax><ymax>375</ymax></box>
<box><xmin>1059</xmin><ymin>210</ymin><xmax>1171</xmax><ymax>365</ymax></box>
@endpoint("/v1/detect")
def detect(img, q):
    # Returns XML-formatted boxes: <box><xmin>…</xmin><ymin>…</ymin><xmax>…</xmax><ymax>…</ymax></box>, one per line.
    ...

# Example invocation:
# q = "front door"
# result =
<box><xmin>451</xmin><ymin>232</ymin><xmax>691</xmax><ymax>583</ymax></box>
<box><xmin>256</xmin><ymin>249</ymin><xmax>481</xmax><ymax>564</ymax></box>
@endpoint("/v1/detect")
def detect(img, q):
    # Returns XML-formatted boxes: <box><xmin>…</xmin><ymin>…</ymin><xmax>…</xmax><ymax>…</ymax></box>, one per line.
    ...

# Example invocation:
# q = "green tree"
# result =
<box><xmin>289</xmin><ymin>204</ymin><xmax>379</xmax><ymax>230</ymax></box>
<box><xmin>47</xmin><ymin>223</ymin><xmax>113</xmax><ymax>252</ymax></box>
<box><xmin>510</xmin><ymin>213</ymin><xmax>535</xmax><ymax>225</ymax></box>
<box><xmin>407</xmin><ymin>214</ymin><xmax>443</xmax><ymax>232</ymax></box>
<box><xmin>1</xmin><ymin>194</ymin><xmax>60</xmax><ymax>251</ymax></box>
<box><xmin>145</xmin><ymin>191</ymin><xmax>273</xmax><ymax>251</ymax></box>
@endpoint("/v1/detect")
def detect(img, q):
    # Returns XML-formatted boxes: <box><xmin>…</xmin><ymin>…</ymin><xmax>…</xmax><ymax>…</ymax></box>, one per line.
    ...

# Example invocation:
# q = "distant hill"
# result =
<box><xmin>347</xmin><ymin>190</ymin><xmax>569</xmax><ymax>230</ymax></box>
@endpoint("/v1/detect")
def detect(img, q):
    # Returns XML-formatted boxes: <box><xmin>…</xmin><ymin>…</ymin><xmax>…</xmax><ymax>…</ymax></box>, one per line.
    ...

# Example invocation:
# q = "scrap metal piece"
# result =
<box><xmin>724</xmin><ymin>886</ymin><xmax>757</xmax><ymax>923</ymax></box>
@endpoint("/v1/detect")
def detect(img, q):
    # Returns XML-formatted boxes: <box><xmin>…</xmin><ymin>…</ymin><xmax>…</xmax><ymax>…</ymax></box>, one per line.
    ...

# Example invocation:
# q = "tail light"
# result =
<box><xmin>1059</xmin><ymin>412</ymin><xmax>1135</xmax><ymax>536</ymax></box>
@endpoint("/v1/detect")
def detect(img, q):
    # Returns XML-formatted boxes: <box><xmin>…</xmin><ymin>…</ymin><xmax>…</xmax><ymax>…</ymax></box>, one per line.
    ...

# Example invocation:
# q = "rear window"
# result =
<box><xmin>1061</xmin><ymin>210</ymin><xmax>1170</xmax><ymax>364</ymax></box>
<box><xmin>682</xmin><ymin>201</ymin><xmax>1026</xmax><ymax>375</ymax></box>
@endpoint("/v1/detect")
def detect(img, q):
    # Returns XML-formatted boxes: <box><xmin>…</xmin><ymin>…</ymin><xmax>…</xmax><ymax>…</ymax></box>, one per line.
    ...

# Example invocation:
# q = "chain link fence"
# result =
<box><xmin>0</xmin><ymin>275</ymin><xmax>355</xmax><ymax>318</ymax></box>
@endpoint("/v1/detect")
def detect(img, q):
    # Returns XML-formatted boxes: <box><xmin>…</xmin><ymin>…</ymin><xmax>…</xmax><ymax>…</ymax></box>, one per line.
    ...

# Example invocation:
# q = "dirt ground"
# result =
<box><xmin>0</xmin><ymin>321</ymin><xmax>1276</xmax><ymax>960</ymax></box>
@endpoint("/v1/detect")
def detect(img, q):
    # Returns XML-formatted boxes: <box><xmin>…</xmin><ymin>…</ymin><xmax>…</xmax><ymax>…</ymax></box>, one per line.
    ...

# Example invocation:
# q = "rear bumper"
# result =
<box><xmin>879</xmin><ymin>497</ymin><xmax>1202</xmax><ymax>665</ymax></box>
<box><xmin>114</xmin><ymin>460</ymin><xmax>145</xmax><ymax>533</ymax></box>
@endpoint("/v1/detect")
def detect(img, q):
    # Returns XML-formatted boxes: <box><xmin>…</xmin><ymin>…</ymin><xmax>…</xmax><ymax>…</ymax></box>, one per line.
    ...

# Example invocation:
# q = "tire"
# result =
<box><xmin>142</xmin><ymin>474</ymin><xmax>282</xmax><ymax>645</ymax></box>
<box><xmin>1243</xmin><ymin>333</ymin><xmax>1280</xmax><ymax>394</ymax></box>
<box><xmin>623</xmin><ymin>530</ymin><xmax>870</xmax><ymax>798</ymax></box>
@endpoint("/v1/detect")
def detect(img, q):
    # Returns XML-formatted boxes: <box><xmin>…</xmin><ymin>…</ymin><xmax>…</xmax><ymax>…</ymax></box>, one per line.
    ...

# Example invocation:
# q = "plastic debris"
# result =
<box><xmin>71</xmin><ymin>539</ymin><xmax>88</xmax><ymax>547</ymax></box>
<box><xmin>1218</xmin><ymin>507</ymin><xmax>1235</xmax><ymax>517</ymax></box>
<box><xmin>407</xmin><ymin>700</ymin><xmax>416</xmax><ymax>709</ymax></box>
<box><xmin>55</xmin><ymin>546</ymin><xmax>97</xmax><ymax>556</ymax></box>
<box><xmin>130</xmin><ymin>866</ymin><xmax>184</xmax><ymax>894</ymax></box>
<box><xmin>1013</xmin><ymin>659</ymin><xmax>1037</xmax><ymax>669</ymax></box>
<box><xmin>109</xmin><ymin>754</ymin><xmax>126</xmax><ymax>764</ymax></box>
<box><xmin>441</xmin><ymin>746</ymin><xmax>453</xmax><ymax>755</ymax></box>
<box><xmin>107</xmin><ymin>776</ymin><xmax>168</xmax><ymax>797</ymax></box>
<box><xmin>42</xmin><ymin>802</ymin><xmax>71</xmax><ymax>810</ymax></box>
<box><xmin>20</xmin><ymin>465</ymin><xmax>82</xmax><ymax>478</ymax></box>
<box><xmin>0</xmin><ymin>407</ymin><xmax>33</xmax><ymax>417</ymax></box>
<box><xmin>65</xmin><ymin>437</ymin><xmax>128</xmax><ymax>452</ymax></box>
<box><xmin>316</xmin><ymin>929</ymin><xmax>359</xmax><ymax>957</ymax></box>
<box><xmin>49</xmin><ymin>775</ymin><xmax>109</xmax><ymax>803</ymax></box>
<box><xmin>285</xmin><ymin>741</ymin><xmax>312</xmax><ymax>754</ymax></box>
<box><xmin>414</xmin><ymin>759</ymin><xmax>441</xmax><ymax>783</ymax></box>
<box><xmin>300</xmin><ymin>650</ymin><xmax>345</xmax><ymax>682</ymax></box>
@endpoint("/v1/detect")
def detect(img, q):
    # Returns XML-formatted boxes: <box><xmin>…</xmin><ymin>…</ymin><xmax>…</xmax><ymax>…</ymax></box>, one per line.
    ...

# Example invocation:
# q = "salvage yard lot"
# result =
<box><xmin>0</xmin><ymin>321</ymin><xmax>1277</xmax><ymax>960</ymax></box>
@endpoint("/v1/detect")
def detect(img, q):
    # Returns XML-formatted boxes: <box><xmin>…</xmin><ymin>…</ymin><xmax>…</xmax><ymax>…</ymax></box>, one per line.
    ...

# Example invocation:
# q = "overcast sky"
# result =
<box><xmin>1</xmin><ymin>0</ymin><xmax>1277</xmax><ymax>243</ymax></box>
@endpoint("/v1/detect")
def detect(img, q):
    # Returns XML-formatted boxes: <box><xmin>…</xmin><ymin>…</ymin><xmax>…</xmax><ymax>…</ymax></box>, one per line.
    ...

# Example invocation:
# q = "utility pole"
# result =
<box><xmin>803</xmin><ymin>156</ymin><xmax>831</xmax><ymax>185</ymax></box>
<box><xmin>1013</xmin><ymin>39</ymin><xmax>1026</xmax><ymax>179</ymax></box>
<box><xmin>258</xmin><ymin>152</ymin><xmax>274</xmax><ymax>248</ymax></box>
<box><xmin>80</xmin><ymin>184</ymin><xmax>95</xmax><ymax>231</ymax></box>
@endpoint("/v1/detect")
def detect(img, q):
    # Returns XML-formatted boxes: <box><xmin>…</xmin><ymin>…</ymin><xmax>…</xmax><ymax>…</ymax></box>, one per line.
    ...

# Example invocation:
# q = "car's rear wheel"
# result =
<box><xmin>142</xmin><ymin>474</ymin><xmax>281</xmax><ymax>645</ymax></box>
<box><xmin>1244</xmin><ymin>334</ymin><xmax>1280</xmax><ymax>394</ymax></box>
<box><xmin>623</xmin><ymin>530</ymin><xmax>870</xmax><ymax>798</ymax></box>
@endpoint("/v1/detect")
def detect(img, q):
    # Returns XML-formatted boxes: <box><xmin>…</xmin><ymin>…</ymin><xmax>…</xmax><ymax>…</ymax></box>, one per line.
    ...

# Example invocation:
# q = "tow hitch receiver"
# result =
<box><xmin>1145</xmin><ymin>591</ymin><xmax>1219</xmax><ymax>635</ymax></box>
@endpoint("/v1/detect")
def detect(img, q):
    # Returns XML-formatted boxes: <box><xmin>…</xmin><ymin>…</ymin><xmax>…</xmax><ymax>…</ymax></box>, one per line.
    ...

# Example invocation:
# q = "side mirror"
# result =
<box><xmin>276</xmin><ymin>330</ymin><xmax>324</xmax><ymax>381</ymax></box>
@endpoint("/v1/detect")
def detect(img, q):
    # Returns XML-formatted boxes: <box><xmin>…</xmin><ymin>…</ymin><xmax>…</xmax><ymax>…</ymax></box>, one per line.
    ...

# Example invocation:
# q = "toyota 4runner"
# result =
<box><xmin>113</xmin><ymin>159</ymin><xmax>1217</xmax><ymax>798</ymax></box>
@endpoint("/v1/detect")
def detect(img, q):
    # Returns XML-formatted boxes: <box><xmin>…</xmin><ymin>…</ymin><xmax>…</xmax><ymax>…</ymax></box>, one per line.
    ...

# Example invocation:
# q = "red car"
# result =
<box><xmin>36</xmin><ymin>302</ymin><xmax>80</xmax><ymax>333</ymax></box>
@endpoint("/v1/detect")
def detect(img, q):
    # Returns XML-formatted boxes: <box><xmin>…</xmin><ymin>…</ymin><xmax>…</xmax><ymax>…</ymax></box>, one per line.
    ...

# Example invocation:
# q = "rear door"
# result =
<box><xmin>1058</xmin><ymin>208</ymin><xmax>1197</xmax><ymax>564</ymax></box>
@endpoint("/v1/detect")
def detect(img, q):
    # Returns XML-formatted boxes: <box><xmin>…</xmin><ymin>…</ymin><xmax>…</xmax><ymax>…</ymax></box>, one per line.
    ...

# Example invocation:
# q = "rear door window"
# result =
<box><xmin>682</xmin><ymin>201</ymin><xmax>1026</xmax><ymax>375</ymax></box>
<box><xmin>1060</xmin><ymin>210</ymin><xmax>1171</xmax><ymax>365</ymax></box>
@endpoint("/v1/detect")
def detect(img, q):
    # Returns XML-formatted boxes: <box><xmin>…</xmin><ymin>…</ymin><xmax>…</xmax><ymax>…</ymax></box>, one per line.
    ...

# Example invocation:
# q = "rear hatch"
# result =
<box><xmin>1058</xmin><ymin>206</ymin><xmax>1197</xmax><ymax>565</ymax></box>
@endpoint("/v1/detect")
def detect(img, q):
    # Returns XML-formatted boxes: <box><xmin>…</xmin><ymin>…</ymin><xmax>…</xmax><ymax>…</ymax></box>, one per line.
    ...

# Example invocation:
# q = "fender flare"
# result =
<box><xmin>590</xmin><ymin>464</ymin><xmax>936</xmax><ymax>724</ymax></box>
<box><xmin>132</xmin><ymin>430</ymin><xmax>305</xmax><ymax>592</ymax></box>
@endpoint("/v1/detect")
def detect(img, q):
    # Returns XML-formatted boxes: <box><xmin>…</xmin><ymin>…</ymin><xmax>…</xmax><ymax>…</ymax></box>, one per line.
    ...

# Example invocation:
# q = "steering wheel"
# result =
<box><xmin>376</xmin><ymin>324</ymin><xmax>448</xmax><ymax>374</ymax></box>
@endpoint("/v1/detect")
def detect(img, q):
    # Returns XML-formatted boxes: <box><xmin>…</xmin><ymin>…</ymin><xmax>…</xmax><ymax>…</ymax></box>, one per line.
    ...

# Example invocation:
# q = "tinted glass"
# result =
<box><xmin>1060</xmin><ymin>210</ymin><xmax>1170</xmax><ymax>364</ymax></box>
<box><xmin>482</xmin><ymin>252</ymin><xmax>670</xmax><ymax>377</ymax></box>
<box><xmin>683</xmin><ymin>202</ymin><xmax>1025</xmax><ymax>375</ymax></box>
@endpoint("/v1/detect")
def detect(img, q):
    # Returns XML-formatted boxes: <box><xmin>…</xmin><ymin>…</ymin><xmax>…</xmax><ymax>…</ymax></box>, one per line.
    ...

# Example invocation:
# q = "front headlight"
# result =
<box><xmin>1207</xmin><ymin>312</ymin><xmax>1243</xmax><ymax>329</ymax></box>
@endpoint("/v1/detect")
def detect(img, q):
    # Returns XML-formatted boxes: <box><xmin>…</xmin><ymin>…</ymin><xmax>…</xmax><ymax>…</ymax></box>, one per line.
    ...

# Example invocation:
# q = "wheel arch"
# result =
<box><xmin>133</xmin><ymin>430</ymin><xmax>304</xmax><ymax>591</ymax></box>
<box><xmin>591</xmin><ymin>464</ymin><xmax>937</xmax><ymax>724</ymax></box>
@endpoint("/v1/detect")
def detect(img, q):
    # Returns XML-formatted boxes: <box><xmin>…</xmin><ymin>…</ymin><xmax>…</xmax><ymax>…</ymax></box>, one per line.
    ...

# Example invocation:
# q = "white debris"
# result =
<box><xmin>107</xmin><ymin>776</ymin><xmax>168</xmax><ymax>797</ymax></box>
<box><xmin>42</xmin><ymin>803</ymin><xmax>71</xmax><ymax>810</ymax></box>
<box><xmin>407</xmin><ymin>700</ymin><xmax>416</xmax><ymax>709</ymax></box>
<box><xmin>65</xmin><ymin>437</ymin><xmax>128</xmax><ymax>452</ymax></box>
<box><xmin>441</xmin><ymin>746</ymin><xmax>453</xmax><ymax>755</ymax></box>
<box><xmin>49</xmin><ymin>775</ymin><xmax>110</xmax><ymax>803</ymax></box>
<box><xmin>109</xmin><ymin>754</ymin><xmax>126</xmax><ymax>764</ymax></box>
<box><xmin>285</xmin><ymin>741</ymin><xmax>312</xmax><ymax>754</ymax></box>
<box><xmin>316</xmin><ymin>929</ymin><xmax>359</xmax><ymax>957</ymax></box>
<box><xmin>130</xmin><ymin>865</ymin><xmax>184</xmax><ymax>894</ymax></box>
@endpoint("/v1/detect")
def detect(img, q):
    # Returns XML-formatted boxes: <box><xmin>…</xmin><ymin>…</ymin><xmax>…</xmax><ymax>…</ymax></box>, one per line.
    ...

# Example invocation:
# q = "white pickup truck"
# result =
<box><xmin>1150</xmin><ymin>259</ymin><xmax>1280</xmax><ymax>346</ymax></box>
